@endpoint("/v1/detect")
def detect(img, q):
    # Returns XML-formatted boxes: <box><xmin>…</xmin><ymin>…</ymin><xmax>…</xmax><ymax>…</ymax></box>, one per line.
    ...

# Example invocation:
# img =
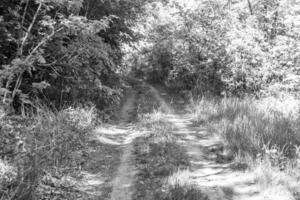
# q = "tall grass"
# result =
<box><xmin>190</xmin><ymin>96</ymin><xmax>300</xmax><ymax>158</ymax></box>
<box><xmin>0</xmin><ymin>105</ymin><xmax>96</xmax><ymax>199</ymax></box>
<box><xmin>138</xmin><ymin>109</ymin><xmax>174</xmax><ymax>134</ymax></box>
<box><xmin>191</xmin><ymin>96</ymin><xmax>300</xmax><ymax>198</ymax></box>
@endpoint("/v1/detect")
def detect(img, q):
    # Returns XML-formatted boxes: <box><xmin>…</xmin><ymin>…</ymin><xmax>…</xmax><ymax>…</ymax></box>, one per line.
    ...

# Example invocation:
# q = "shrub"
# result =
<box><xmin>0</xmin><ymin>105</ymin><xmax>96</xmax><ymax>199</ymax></box>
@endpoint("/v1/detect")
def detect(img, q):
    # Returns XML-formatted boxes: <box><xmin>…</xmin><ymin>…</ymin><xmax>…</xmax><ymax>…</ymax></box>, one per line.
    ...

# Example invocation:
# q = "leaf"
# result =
<box><xmin>37</xmin><ymin>55</ymin><xmax>46</xmax><ymax>64</ymax></box>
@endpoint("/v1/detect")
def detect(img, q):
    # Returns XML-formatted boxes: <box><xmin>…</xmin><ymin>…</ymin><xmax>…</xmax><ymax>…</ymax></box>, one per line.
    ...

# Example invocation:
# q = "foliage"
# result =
<box><xmin>129</xmin><ymin>0</ymin><xmax>300</xmax><ymax>97</ymax></box>
<box><xmin>0</xmin><ymin>105</ymin><xmax>96</xmax><ymax>199</ymax></box>
<box><xmin>0</xmin><ymin>0</ymin><xmax>160</xmax><ymax>114</ymax></box>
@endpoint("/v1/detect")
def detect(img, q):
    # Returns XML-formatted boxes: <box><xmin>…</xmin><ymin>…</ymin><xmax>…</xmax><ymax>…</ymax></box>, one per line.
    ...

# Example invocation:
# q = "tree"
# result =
<box><xmin>0</xmin><ymin>0</ymin><xmax>160</xmax><ymax>114</ymax></box>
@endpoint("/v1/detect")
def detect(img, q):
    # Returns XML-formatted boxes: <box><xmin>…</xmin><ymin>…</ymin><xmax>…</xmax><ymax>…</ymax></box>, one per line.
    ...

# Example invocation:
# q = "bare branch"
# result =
<box><xmin>20</xmin><ymin>1</ymin><xmax>43</xmax><ymax>56</ymax></box>
<box><xmin>21</xmin><ymin>0</ymin><xmax>30</xmax><ymax>27</ymax></box>
<box><xmin>247</xmin><ymin>0</ymin><xmax>253</xmax><ymax>15</ymax></box>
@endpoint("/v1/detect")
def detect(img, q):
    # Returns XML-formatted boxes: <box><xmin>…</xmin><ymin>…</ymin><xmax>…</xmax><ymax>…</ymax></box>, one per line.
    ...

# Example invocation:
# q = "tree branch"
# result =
<box><xmin>20</xmin><ymin>1</ymin><xmax>43</xmax><ymax>56</ymax></box>
<box><xmin>18</xmin><ymin>0</ymin><xmax>30</xmax><ymax>54</ymax></box>
<box><xmin>247</xmin><ymin>0</ymin><xmax>253</xmax><ymax>15</ymax></box>
<box><xmin>26</xmin><ymin>27</ymin><xmax>64</xmax><ymax>61</ymax></box>
<box><xmin>21</xmin><ymin>0</ymin><xmax>30</xmax><ymax>28</ymax></box>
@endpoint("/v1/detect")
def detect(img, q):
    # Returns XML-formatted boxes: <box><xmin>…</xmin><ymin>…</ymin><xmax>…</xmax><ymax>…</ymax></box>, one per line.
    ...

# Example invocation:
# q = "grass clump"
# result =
<box><xmin>252</xmin><ymin>157</ymin><xmax>300</xmax><ymax>199</ymax></box>
<box><xmin>156</xmin><ymin>170</ymin><xmax>208</xmax><ymax>200</ymax></box>
<box><xmin>134</xmin><ymin>133</ymin><xmax>190</xmax><ymax>200</ymax></box>
<box><xmin>138</xmin><ymin>110</ymin><xmax>174</xmax><ymax>133</ymax></box>
<box><xmin>157</xmin><ymin>184</ymin><xmax>209</xmax><ymax>200</ymax></box>
<box><xmin>190</xmin><ymin>97</ymin><xmax>252</xmax><ymax>124</ymax></box>
<box><xmin>133</xmin><ymin>110</ymin><xmax>190</xmax><ymax>200</ymax></box>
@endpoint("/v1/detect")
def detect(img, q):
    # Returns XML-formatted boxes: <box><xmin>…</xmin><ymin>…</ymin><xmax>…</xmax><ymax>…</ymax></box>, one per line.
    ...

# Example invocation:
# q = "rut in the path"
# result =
<box><xmin>148</xmin><ymin>86</ymin><xmax>269</xmax><ymax>200</ymax></box>
<box><xmin>109</xmin><ymin>89</ymin><xmax>140</xmax><ymax>200</ymax></box>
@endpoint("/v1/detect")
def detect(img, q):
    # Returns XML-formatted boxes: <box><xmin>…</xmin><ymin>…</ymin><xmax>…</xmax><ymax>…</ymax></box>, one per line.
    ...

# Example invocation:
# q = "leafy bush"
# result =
<box><xmin>130</xmin><ymin>0</ymin><xmax>300</xmax><ymax>97</ymax></box>
<box><xmin>0</xmin><ymin>0</ymin><xmax>160</xmax><ymax>114</ymax></box>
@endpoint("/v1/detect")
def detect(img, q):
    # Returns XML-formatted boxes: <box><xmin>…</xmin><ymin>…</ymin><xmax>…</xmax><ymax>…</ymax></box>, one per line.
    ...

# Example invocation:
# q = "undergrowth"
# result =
<box><xmin>190</xmin><ymin>96</ymin><xmax>300</xmax><ymax>158</ymax></box>
<box><xmin>0</xmin><ymin>105</ymin><xmax>97</xmax><ymax>199</ymax></box>
<box><xmin>190</xmin><ymin>95</ymin><xmax>300</xmax><ymax>198</ymax></box>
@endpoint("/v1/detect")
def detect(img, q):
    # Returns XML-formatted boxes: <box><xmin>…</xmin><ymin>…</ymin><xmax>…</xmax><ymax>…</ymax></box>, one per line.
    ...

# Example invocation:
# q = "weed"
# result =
<box><xmin>0</xmin><ymin>105</ymin><xmax>97</xmax><ymax>199</ymax></box>
<box><xmin>138</xmin><ymin>110</ymin><xmax>174</xmax><ymax>135</ymax></box>
<box><xmin>157</xmin><ymin>183</ymin><xmax>209</xmax><ymax>200</ymax></box>
<box><xmin>190</xmin><ymin>96</ymin><xmax>300</xmax><ymax>198</ymax></box>
<box><xmin>191</xmin><ymin>97</ymin><xmax>300</xmax><ymax>158</ymax></box>
<box><xmin>133</xmin><ymin>110</ymin><xmax>189</xmax><ymax>200</ymax></box>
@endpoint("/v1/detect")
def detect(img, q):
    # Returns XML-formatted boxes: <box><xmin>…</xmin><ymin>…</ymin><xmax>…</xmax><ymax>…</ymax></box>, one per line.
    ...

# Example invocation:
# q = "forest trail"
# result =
<box><xmin>148</xmin><ymin>86</ymin><xmax>270</xmax><ymax>200</ymax></box>
<box><xmin>108</xmin><ymin>89</ymin><xmax>141</xmax><ymax>200</ymax></box>
<box><xmin>77</xmin><ymin>88</ymin><xmax>141</xmax><ymax>200</ymax></box>
<box><xmin>79</xmin><ymin>84</ymin><xmax>277</xmax><ymax>200</ymax></box>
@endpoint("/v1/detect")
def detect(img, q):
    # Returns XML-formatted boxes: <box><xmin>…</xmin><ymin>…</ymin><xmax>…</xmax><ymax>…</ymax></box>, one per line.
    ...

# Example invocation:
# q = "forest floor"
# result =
<box><xmin>78</xmin><ymin>82</ymin><xmax>289</xmax><ymax>200</ymax></box>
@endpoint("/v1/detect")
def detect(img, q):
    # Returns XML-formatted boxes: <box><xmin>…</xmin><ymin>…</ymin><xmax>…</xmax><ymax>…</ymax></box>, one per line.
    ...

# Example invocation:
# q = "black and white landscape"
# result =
<box><xmin>1</xmin><ymin>0</ymin><xmax>300</xmax><ymax>199</ymax></box>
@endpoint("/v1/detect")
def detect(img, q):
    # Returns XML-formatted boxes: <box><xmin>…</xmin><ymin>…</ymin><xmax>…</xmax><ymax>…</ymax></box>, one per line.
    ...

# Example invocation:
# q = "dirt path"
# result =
<box><xmin>79</xmin><ymin>84</ymin><xmax>283</xmax><ymax>200</ymax></box>
<box><xmin>77</xmin><ymin>88</ymin><xmax>141</xmax><ymax>200</ymax></box>
<box><xmin>109</xmin><ymin>89</ymin><xmax>141</xmax><ymax>200</ymax></box>
<box><xmin>148</xmin><ymin>86</ymin><xmax>265</xmax><ymax>200</ymax></box>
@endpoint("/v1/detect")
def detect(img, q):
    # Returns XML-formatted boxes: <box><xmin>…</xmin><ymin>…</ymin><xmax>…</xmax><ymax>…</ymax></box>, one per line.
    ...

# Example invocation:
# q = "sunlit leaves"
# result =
<box><xmin>39</xmin><ymin>0</ymin><xmax>84</xmax><ymax>11</ymax></box>
<box><xmin>61</xmin><ymin>15</ymin><xmax>113</xmax><ymax>35</ymax></box>
<box><xmin>129</xmin><ymin>0</ymin><xmax>300</xmax><ymax>96</ymax></box>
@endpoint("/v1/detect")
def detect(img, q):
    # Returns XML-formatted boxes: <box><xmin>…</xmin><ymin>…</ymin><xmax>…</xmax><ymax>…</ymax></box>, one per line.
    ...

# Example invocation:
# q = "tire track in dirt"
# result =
<box><xmin>109</xmin><ymin>89</ymin><xmax>141</xmax><ymax>200</ymax></box>
<box><xmin>148</xmin><ymin>85</ymin><xmax>264</xmax><ymax>200</ymax></box>
<box><xmin>77</xmin><ymin>84</ymin><xmax>148</xmax><ymax>200</ymax></box>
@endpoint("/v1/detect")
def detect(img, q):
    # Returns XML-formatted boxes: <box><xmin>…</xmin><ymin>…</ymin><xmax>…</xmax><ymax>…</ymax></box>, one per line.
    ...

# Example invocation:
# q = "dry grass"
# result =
<box><xmin>190</xmin><ymin>96</ymin><xmax>300</xmax><ymax>158</ymax></box>
<box><xmin>253</xmin><ymin>158</ymin><xmax>300</xmax><ymax>200</ymax></box>
<box><xmin>133</xmin><ymin>110</ymin><xmax>192</xmax><ymax>200</ymax></box>
<box><xmin>134</xmin><ymin>105</ymin><xmax>208</xmax><ymax>200</ymax></box>
<box><xmin>190</xmin><ymin>95</ymin><xmax>300</xmax><ymax>198</ymax></box>
<box><xmin>167</xmin><ymin>169</ymin><xmax>192</xmax><ymax>187</ymax></box>
<box><xmin>155</xmin><ymin>170</ymin><xmax>208</xmax><ymax>200</ymax></box>
<box><xmin>0</xmin><ymin>105</ymin><xmax>97</xmax><ymax>199</ymax></box>
<box><xmin>137</xmin><ymin>109</ymin><xmax>174</xmax><ymax>135</ymax></box>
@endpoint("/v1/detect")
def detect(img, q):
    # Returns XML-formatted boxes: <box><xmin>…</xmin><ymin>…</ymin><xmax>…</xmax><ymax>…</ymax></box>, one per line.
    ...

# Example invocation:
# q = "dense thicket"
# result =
<box><xmin>129</xmin><ymin>0</ymin><xmax>300</xmax><ymax>97</ymax></box>
<box><xmin>0</xmin><ymin>0</ymin><xmax>158</xmax><ymax>114</ymax></box>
